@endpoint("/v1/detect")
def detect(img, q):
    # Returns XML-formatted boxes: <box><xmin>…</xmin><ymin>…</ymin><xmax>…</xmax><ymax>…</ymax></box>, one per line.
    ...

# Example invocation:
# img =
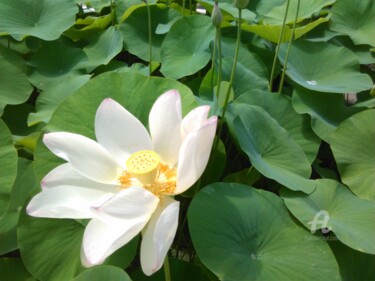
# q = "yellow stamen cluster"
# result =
<box><xmin>118</xmin><ymin>150</ymin><xmax>176</xmax><ymax>196</ymax></box>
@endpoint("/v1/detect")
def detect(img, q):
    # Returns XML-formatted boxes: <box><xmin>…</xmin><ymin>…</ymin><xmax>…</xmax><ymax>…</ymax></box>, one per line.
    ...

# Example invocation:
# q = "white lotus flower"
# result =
<box><xmin>27</xmin><ymin>90</ymin><xmax>217</xmax><ymax>275</ymax></box>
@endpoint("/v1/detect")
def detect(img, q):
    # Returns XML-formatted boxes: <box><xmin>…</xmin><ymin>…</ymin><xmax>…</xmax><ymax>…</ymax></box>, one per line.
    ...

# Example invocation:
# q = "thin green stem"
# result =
<box><xmin>212</xmin><ymin>8</ymin><xmax>241</xmax><ymax>161</ymax></box>
<box><xmin>182</xmin><ymin>0</ymin><xmax>185</xmax><ymax>15</ymax></box>
<box><xmin>110</xmin><ymin>0</ymin><xmax>115</xmax><ymax>26</ymax></box>
<box><xmin>269</xmin><ymin>0</ymin><xmax>290</xmax><ymax>92</ymax></box>
<box><xmin>189</xmin><ymin>0</ymin><xmax>192</xmax><ymax>14</ymax></box>
<box><xmin>222</xmin><ymin>8</ymin><xmax>241</xmax><ymax>120</ymax></box>
<box><xmin>210</xmin><ymin>32</ymin><xmax>217</xmax><ymax>90</ymax></box>
<box><xmin>164</xmin><ymin>257</ymin><xmax>171</xmax><ymax>281</ymax></box>
<box><xmin>243</xmin><ymin>166</ymin><xmax>253</xmax><ymax>183</ymax></box>
<box><xmin>145</xmin><ymin>1</ymin><xmax>153</xmax><ymax>75</ymax></box>
<box><xmin>216</xmin><ymin>27</ymin><xmax>223</xmax><ymax>99</ymax></box>
<box><xmin>278</xmin><ymin>0</ymin><xmax>299</xmax><ymax>93</ymax></box>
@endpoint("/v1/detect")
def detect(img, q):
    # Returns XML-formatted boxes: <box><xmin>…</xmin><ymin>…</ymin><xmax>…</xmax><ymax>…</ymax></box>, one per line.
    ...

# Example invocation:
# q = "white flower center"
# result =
<box><xmin>118</xmin><ymin>150</ymin><xmax>177</xmax><ymax>196</ymax></box>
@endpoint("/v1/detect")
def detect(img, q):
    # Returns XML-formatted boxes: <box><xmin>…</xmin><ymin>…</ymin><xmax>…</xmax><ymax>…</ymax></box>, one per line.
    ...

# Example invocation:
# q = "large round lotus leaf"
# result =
<box><xmin>281</xmin><ymin>179</ymin><xmax>375</xmax><ymax>254</ymax></box>
<box><xmin>0</xmin><ymin>0</ymin><xmax>77</xmax><ymax>41</ymax></box>
<box><xmin>0</xmin><ymin>46</ymin><xmax>33</xmax><ymax>112</ymax></box>
<box><xmin>330</xmin><ymin>110</ymin><xmax>375</xmax><ymax>200</ymax></box>
<box><xmin>329</xmin><ymin>241</ymin><xmax>375</xmax><ymax>281</ymax></box>
<box><xmin>73</xmin><ymin>265</ymin><xmax>132</xmax><ymax>281</ymax></box>
<box><xmin>278</xmin><ymin>40</ymin><xmax>373</xmax><ymax>93</ymax></box>
<box><xmin>235</xmin><ymin>90</ymin><xmax>320</xmax><ymax>163</ymax></box>
<box><xmin>292</xmin><ymin>87</ymin><xmax>363</xmax><ymax>142</ymax></box>
<box><xmin>263</xmin><ymin>0</ymin><xmax>335</xmax><ymax>24</ymax></box>
<box><xmin>188</xmin><ymin>183</ymin><xmax>340</xmax><ymax>281</ymax></box>
<box><xmin>33</xmin><ymin>71</ymin><xmax>196</xmax><ymax>181</ymax></box>
<box><xmin>160</xmin><ymin>15</ymin><xmax>215</xmax><ymax>79</ymax></box>
<box><xmin>27</xmin><ymin>37</ymin><xmax>88</xmax><ymax>91</ymax></box>
<box><xmin>120</xmin><ymin>4</ymin><xmax>180</xmax><ymax>63</ymax></box>
<box><xmin>0</xmin><ymin>120</ymin><xmax>18</xmax><ymax>219</ymax></box>
<box><xmin>228</xmin><ymin>103</ymin><xmax>316</xmax><ymax>193</ymax></box>
<box><xmin>330</xmin><ymin>0</ymin><xmax>375</xmax><ymax>47</ymax></box>
<box><xmin>18</xmin><ymin>209</ymin><xmax>138</xmax><ymax>281</ymax></box>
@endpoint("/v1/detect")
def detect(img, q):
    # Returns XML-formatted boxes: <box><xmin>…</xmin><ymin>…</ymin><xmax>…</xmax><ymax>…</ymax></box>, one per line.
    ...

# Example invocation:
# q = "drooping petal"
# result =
<box><xmin>176</xmin><ymin>116</ymin><xmax>217</xmax><ymax>194</ymax></box>
<box><xmin>140</xmin><ymin>197</ymin><xmax>179</xmax><ymax>276</ymax></box>
<box><xmin>26</xmin><ymin>185</ymin><xmax>115</xmax><ymax>219</ymax></box>
<box><xmin>95</xmin><ymin>98</ymin><xmax>153</xmax><ymax>166</ymax></box>
<box><xmin>41</xmin><ymin>163</ymin><xmax>118</xmax><ymax>193</ymax></box>
<box><xmin>43</xmin><ymin>132</ymin><xmax>120</xmax><ymax>184</ymax></box>
<box><xmin>82</xmin><ymin>187</ymin><xmax>159</xmax><ymax>266</ymax></box>
<box><xmin>180</xmin><ymin>105</ymin><xmax>210</xmax><ymax>140</ymax></box>
<box><xmin>149</xmin><ymin>90</ymin><xmax>182</xmax><ymax>166</ymax></box>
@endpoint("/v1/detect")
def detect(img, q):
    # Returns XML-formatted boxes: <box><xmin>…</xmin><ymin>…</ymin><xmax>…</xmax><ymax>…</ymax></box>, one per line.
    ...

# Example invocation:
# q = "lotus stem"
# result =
<box><xmin>269</xmin><ymin>0</ymin><xmax>290</xmax><ymax>92</ymax></box>
<box><xmin>278</xmin><ymin>0</ymin><xmax>300</xmax><ymax>93</ymax></box>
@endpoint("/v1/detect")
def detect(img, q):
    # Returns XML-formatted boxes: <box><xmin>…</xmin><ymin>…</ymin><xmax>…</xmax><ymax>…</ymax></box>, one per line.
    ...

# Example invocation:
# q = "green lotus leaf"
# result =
<box><xmin>228</xmin><ymin>103</ymin><xmax>316</xmax><ymax>193</ymax></box>
<box><xmin>281</xmin><ymin>179</ymin><xmax>375</xmax><ymax>254</ymax></box>
<box><xmin>0</xmin><ymin>119</ymin><xmax>18</xmax><ymax>219</ymax></box>
<box><xmin>263</xmin><ymin>0</ymin><xmax>335</xmax><ymax>24</ymax></box>
<box><xmin>65</xmin><ymin>14</ymin><xmax>113</xmax><ymax>41</ymax></box>
<box><xmin>242</xmin><ymin>16</ymin><xmax>329</xmax><ymax>43</ymax></box>
<box><xmin>188</xmin><ymin>183</ymin><xmax>340</xmax><ymax>281</ymax></box>
<box><xmin>330</xmin><ymin>109</ymin><xmax>375</xmax><ymax>200</ymax></box>
<box><xmin>27</xmin><ymin>37</ymin><xmax>88</xmax><ymax>91</ymax></box>
<box><xmin>0</xmin><ymin>158</ymin><xmax>36</xmax><ymax>255</ymax></box>
<box><xmin>83</xmin><ymin>26</ymin><xmax>123</xmax><ymax>72</ymax></box>
<box><xmin>28</xmin><ymin>75</ymin><xmax>91</xmax><ymax>126</ymax></box>
<box><xmin>160</xmin><ymin>15</ymin><xmax>215</xmax><ymax>79</ymax></box>
<box><xmin>330</xmin><ymin>0</ymin><xmax>375</xmax><ymax>47</ymax></box>
<box><xmin>278</xmin><ymin>40</ymin><xmax>373</xmax><ymax>93</ymax></box>
<box><xmin>292</xmin><ymin>87</ymin><xmax>363</xmax><ymax>142</ymax></box>
<box><xmin>120</xmin><ymin>4</ymin><xmax>181</xmax><ymax>63</ymax></box>
<box><xmin>0</xmin><ymin>46</ymin><xmax>33</xmax><ymax>113</ymax></box>
<box><xmin>0</xmin><ymin>0</ymin><xmax>77</xmax><ymax>41</ymax></box>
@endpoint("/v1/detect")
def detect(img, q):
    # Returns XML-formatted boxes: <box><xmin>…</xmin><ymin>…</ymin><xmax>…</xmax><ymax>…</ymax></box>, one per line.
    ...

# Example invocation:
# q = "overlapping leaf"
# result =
<box><xmin>0</xmin><ymin>120</ymin><xmax>18</xmax><ymax>219</ymax></box>
<box><xmin>292</xmin><ymin>87</ymin><xmax>363</xmax><ymax>142</ymax></box>
<box><xmin>0</xmin><ymin>159</ymin><xmax>36</xmax><ymax>255</ymax></box>
<box><xmin>330</xmin><ymin>0</ymin><xmax>375</xmax><ymax>47</ymax></box>
<box><xmin>160</xmin><ymin>15</ymin><xmax>215</xmax><ymax>79</ymax></box>
<box><xmin>330</xmin><ymin>110</ymin><xmax>375</xmax><ymax>200</ymax></box>
<box><xmin>281</xmin><ymin>179</ymin><xmax>375</xmax><ymax>254</ymax></box>
<box><xmin>0</xmin><ymin>46</ymin><xmax>33</xmax><ymax>114</ymax></box>
<box><xmin>120</xmin><ymin>4</ymin><xmax>180</xmax><ymax>63</ymax></box>
<box><xmin>228</xmin><ymin>103</ymin><xmax>316</xmax><ymax>193</ymax></box>
<box><xmin>235</xmin><ymin>90</ymin><xmax>320</xmax><ymax>163</ymax></box>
